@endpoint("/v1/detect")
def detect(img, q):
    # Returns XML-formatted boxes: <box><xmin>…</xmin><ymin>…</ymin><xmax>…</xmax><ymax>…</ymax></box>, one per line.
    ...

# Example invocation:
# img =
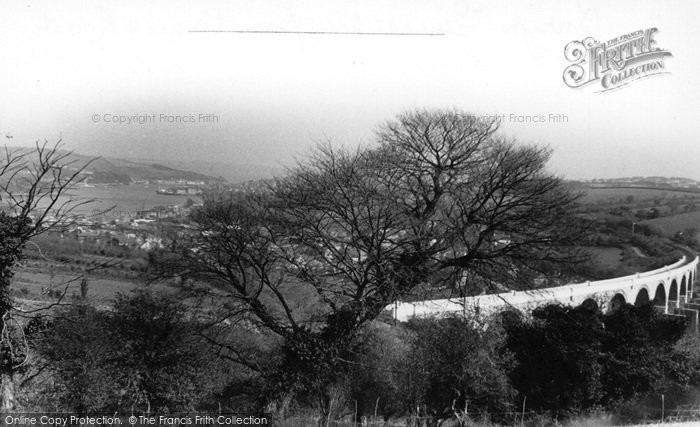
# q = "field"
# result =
<box><xmin>9</xmin><ymin>262</ymin><xmax>179</xmax><ymax>311</ymax></box>
<box><xmin>585</xmin><ymin>246</ymin><xmax>625</xmax><ymax>270</ymax></box>
<box><xmin>581</xmin><ymin>187</ymin><xmax>700</xmax><ymax>204</ymax></box>
<box><xmin>641</xmin><ymin>211</ymin><xmax>700</xmax><ymax>236</ymax></box>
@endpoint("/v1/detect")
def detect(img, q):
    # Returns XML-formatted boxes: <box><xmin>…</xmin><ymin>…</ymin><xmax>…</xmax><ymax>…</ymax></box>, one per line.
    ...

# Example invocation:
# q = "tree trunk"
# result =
<box><xmin>1</xmin><ymin>372</ymin><xmax>14</xmax><ymax>412</ymax></box>
<box><xmin>266</xmin><ymin>392</ymin><xmax>293</xmax><ymax>422</ymax></box>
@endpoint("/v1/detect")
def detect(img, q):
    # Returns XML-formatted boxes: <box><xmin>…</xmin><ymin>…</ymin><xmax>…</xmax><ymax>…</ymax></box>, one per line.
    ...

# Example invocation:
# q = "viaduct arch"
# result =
<box><xmin>390</xmin><ymin>256</ymin><xmax>699</xmax><ymax>323</ymax></box>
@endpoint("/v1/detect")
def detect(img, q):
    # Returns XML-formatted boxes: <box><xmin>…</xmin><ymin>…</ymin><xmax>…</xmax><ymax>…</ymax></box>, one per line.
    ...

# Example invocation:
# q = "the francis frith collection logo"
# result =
<box><xmin>563</xmin><ymin>28</ymin><xmax>672</xmax><ymax>92</ymax></box>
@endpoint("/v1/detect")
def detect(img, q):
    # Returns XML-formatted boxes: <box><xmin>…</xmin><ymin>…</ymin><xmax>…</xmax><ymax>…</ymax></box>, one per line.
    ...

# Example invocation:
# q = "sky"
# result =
<box><xmin>1</xmin><ymin>0</ymin><xmax>699</xmax><ymax>180</ymax></box>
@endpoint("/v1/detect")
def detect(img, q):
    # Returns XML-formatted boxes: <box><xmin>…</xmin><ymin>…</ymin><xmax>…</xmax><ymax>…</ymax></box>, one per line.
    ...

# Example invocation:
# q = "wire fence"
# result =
<box><xmin>664</xmin><ymin>403</ymin><xmax>700</xmax><ymax>422</ymax></box>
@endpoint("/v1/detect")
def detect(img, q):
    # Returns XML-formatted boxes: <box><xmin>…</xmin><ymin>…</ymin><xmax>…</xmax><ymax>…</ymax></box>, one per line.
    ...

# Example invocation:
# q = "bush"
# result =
<box><xmin>600</xmin><ymin>303</ymin><xmax>688</xmax><ymax>406</ymax></box>
<box><xmin>404</xmin><ymin>315</ymin><xmax>515</xmax><ymax>418</ymax></box>
<box><xmin>502</xmin><ymin>301</ymin><xmax>691</xmax><ymax>415</ymax></box>
<box><xmin>345</xmin><ymin>322</ymin><xmax>415</xmax><ymax>418</ymax></box>
<box><xmin>32</xmin><ymin>289</ymin><xmax>230</xmax><ymax>412</ymax></box>
<box><xmin>503</xmin><ymin>302</ymin><xmax>605</xmax><ymax>413</ymax></box>
<box><xmin>31</xmin><ymin>304</ymin><xmax>119</xmax><ymax>412</ymax></box>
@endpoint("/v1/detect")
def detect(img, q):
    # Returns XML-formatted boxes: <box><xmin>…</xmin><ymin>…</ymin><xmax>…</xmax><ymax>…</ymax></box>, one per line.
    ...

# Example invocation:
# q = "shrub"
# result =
<box><xmin>346</xmin><ymin>322</ymin><xmax>415</xmax><ymax>418</ymax></box>
<box><xmin>503</xmin><ymin>302</ymin><xmax>605</xmax><ymax>413</ymax></box>
<box><xmin>404</xmin><ymin>315</ymin><xmax>516</xmax><ymax>418</ymax></box>
<box><xmin>502</xmin><ymin>301</ymin><xmax>690</xmax><ymax>415</ymax></box>
<box><xmin>32</xmin><ymin>289</ymin><xmax>229</xmax><ymax>412</ymax></box>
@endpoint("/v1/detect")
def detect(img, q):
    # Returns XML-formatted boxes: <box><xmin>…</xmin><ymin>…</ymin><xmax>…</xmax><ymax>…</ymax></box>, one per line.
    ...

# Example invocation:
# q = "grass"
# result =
<box><xmin>9</xmin><ymin>266</ymin><xmax>177</xmax><ymax>309</ymax></box>
<box><xmin>641</xmin><ymin>211</ymin><xmax>700</xmax><ymax>236</ymax></box>
<box><xmin>584</xmin><ymin>246</ymin><xmax>625</xmax><ymax>270</ymax></box>
<box><xmin>581</xmin><ymin>187</ymin><xmax>700</xmax><ymax>204</ymax></box>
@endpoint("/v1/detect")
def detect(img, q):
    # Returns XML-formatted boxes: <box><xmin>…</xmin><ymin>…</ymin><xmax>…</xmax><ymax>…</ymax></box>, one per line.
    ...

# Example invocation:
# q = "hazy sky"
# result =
<box><xmin>1</xmin><ymin>0</ymin><xmax>699</xmax><ymax>180</ymax></box>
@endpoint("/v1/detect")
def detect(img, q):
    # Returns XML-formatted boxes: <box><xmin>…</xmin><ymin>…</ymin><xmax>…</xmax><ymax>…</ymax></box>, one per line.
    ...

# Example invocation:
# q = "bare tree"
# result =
<box><xmin>0</xmin><ymin>140</ymin><xmax>93</xmax><ymax>410</ymax></box>
<box><xmin>152</xmin><ymin>109</ymin><xmax>587</xmax><ymax>413</ymax></box>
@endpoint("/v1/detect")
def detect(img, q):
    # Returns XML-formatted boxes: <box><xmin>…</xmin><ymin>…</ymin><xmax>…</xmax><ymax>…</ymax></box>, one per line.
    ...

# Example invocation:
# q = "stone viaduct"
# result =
<box><xmin>389</xmin><ymin>256</ymin><xmax>700</xmax><ymax>328</ymax></box>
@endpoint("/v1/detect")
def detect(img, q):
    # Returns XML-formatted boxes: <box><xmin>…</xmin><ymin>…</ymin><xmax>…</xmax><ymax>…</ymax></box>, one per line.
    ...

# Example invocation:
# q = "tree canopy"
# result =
<box><xmin>152</xmin><ymin>109</ymin><xmax>587</xmax><ymax>407</ymax></box>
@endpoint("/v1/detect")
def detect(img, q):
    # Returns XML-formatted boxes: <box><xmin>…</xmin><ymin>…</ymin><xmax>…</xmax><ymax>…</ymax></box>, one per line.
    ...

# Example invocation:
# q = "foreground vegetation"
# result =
<box><xmin>12</xmin><ymin>288</ymin><xmax>700</xmax><ymax>427</ymax></box>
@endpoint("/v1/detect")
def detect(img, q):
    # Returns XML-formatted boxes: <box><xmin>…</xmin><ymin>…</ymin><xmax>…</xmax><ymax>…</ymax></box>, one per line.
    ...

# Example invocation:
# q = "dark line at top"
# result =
<box><xmin>188</xmin><ymin>30</ymin><xmax>445</xmax><ymax>36</ymax></box>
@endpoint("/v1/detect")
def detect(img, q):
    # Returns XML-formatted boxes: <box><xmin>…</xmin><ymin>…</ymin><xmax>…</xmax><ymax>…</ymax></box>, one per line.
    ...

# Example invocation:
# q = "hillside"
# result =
<box><xmin>123</xmin><ymin>158</ymin><xmax>285</xmax><ymax>183</ymax></box>
<box><xmin>641</xmin><ymin>211</ymin><xmax>700</xmax><ymax>236</ymax></box>
<box><xmin>74</xmin><ymin>154</ymin><xmax>221</xmax><ymax>183</ymax></box>
<box><xmin>4</xmin><ymin>147</ymin><xmax>223</xmax><ymax>184</ymax></box>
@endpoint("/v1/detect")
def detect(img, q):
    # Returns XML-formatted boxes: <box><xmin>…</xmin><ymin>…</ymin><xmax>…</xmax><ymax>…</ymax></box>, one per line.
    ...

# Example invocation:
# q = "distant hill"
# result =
<box><xmin>5</xmin><ymin>147</ymin><xmax>223</xmax><ymax>184</ymax></box>
<box><xmin>122</xmin><ymin>158</ymin><xmax>285</xmax><ymax>183</ymax></box>
<box><xmin>81</xmin><ymin>156</ymin><xmax>221</xmax><ymax>184</ymax></box>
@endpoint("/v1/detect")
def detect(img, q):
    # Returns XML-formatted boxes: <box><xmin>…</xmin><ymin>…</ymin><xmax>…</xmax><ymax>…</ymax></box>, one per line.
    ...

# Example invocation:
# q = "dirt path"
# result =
<box><xmin>630</xmin><ymin>246</ymin><xmax>648</xmax><ymax>258</ymax></box>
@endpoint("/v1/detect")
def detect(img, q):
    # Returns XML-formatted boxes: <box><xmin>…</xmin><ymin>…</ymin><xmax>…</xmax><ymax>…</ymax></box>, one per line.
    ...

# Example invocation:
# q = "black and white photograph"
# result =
<box><xmin>2</xmin><ymin>1</ymin><xmax>700</xmax><ymax>426</ymax></box>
